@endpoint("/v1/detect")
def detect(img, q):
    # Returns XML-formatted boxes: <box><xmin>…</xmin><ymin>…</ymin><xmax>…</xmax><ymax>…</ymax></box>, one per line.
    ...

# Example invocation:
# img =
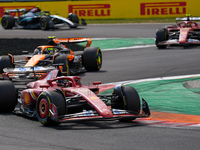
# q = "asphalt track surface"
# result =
<box><xmin>1</xmin><ymin>24</ymin><xmax>200</xmax><ymax>150</ymax></box>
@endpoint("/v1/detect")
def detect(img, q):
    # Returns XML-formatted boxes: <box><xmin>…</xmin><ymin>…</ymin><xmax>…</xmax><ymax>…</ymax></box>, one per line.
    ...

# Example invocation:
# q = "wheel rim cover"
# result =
<box><xmin>39</xmin><ymin>98</ymin><xmax>49</xmax><ymax>118</ymax></box>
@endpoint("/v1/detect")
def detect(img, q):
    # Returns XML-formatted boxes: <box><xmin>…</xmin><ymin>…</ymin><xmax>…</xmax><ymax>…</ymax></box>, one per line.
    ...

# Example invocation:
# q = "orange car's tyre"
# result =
<box><xmin>0</xmin><ymin>80</ymin><xmax>17</xmax><ymax>113</ymax></box>
<box><xmin>83</xmin><ymin>47</ymin><xmax>102</xmax><ymax>71</ymax></box>
<box><xmin>0</xmin><ymin>55</ymin><xmax>13</xmax><ymax>74</ymax></box>
<box><xmin>53</xmin><ymin>54</ymin><xmax>69</xmax><ymax>76</ymax></box>
<box><xmin>155</xmin><ymin>28</ymin><xmax>168</xmax><ymax>49</ymax></box>
<box><xmin>1</xmin><ymin>15</ymin><xmax>15</xmax><ymax>29</ymax></box>
<box><xmin>40</xmin><ymin>16</ymin><xmax>50</xmax><ymax>30</ymax></box>
<box><xmin>36</xmin><ymin>90</ymin><xmax>66</xmax><ymax>126</ymax></box>
<box><xmin>112</xmin><ymin>86</ymin><xmax>141</xmax><ymax>122</ymax></box>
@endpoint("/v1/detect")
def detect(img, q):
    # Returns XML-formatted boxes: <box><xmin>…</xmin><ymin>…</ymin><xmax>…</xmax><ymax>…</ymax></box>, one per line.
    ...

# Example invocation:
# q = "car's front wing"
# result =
<box><xmin>57</xmin><ymin>99</ymin><xmax>150</xmax><ymax>123</ymax></box>
<box><xmin>158</xmin><ymin>39</ymin><xmax>200</xmax><ymax>46</ymax></box>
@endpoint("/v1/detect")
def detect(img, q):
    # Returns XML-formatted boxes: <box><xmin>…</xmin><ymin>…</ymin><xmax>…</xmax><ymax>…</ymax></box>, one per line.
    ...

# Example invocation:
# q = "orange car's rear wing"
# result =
<box><xmin>52</xmin><ymin>37</ymin><xmax>92</xmax><ymax>47</ymax></box>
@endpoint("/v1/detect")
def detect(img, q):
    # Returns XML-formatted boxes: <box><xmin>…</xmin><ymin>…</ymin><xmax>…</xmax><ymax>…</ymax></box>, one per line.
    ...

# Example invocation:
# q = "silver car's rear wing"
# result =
<box><xmin>4</xmin><ymin>8</ymin><xmax>26</xmax><ymax>14</ymax></box>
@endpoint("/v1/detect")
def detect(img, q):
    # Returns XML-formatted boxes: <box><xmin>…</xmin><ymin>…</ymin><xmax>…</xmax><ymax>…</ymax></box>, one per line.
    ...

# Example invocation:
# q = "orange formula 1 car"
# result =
<box><xmin>0</xmin><ymin>36</ymin><xmax>102</xmax><ymax>79</ymax></box>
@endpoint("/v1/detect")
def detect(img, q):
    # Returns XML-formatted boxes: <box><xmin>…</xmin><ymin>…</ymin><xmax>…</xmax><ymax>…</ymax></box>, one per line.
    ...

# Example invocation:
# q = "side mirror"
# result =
<box><xmin>93</xmin><ymin>81</ymin><xmax>101</xmax><ymax>85</ymax></box>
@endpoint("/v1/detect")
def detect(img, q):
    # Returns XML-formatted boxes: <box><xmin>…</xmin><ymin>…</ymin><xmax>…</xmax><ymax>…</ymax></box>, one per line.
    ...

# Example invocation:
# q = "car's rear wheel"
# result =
<box><xmin>111</xmin><ymin>86</ymin><xmax>141</xmax><ymax>122</ymax></box>
<box><xmin>0</xmin><ymin>55</ymin><xmax>13</xmax><ymax>74</ymax></box>
<box><xmin>53</xmin><ymin>54</ymin><xmax>69</xmax><ymax>75</ymax></box>
<box><xmin>83</xmin><ymin>47</ymin><xmax>102</xmax><ymax>71</ymax></box>
<box><xmin>68</xmin><ymin>13</ymin><xmax>79</xmax><ymax>24</ymax></box>
<box><xmin>36</xmin><ymin>90</ymin><xmax>66</xmax><ymax>126</ymax></box>
<box><xmin>155</xmin><ymin>28</ymin><xmax>169</xmax><ymax>49</ymax></box>
<box><xmin>68</xmin><ymin>13</ymin><xmax>79</xmax><ymax>28</ymax></box>
<box><xmin>0</xmin><ymin>80</ymin><xmax>17</xmax><ymax>113</ymax></box>
<box><xmin>1</xmin><ymin>15</ymin><xmax>15</xmax><ymax>29</ymax></box>
<box><xmin>40</xmin><ymin>16</ymin><xmax>50</xmax><ymax>30</ymax></box>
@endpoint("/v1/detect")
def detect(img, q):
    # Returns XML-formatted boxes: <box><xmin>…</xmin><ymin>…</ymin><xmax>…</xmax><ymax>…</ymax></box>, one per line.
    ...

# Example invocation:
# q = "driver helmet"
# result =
<box><xmin>30</xmin><ymin>6</ymin><xmax>41</xmax><ymax>13</ymax></box>
<box><xmin>56</xmin><ymin>78</ymin><xmax>69</xmax><ymax>87</ymax></box>
<box><xmin>45</xmin><ymin>47</ymin><xmax>55</xmax><ymax>55</ymax></box>
<box><xmin>187</xmin><ymin>22</ymin><xmax>192</xmax><ymax>27</ymax></box>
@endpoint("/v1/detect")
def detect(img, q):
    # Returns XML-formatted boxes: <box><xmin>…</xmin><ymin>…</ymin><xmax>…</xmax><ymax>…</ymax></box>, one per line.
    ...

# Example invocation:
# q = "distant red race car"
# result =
<box><xmin>0</xmin><ymin>69</ymin><xmax>150</xmax><ymax>126</ymax></box>
<box><xmin>155</xmin><ymin>14</ymin><xmax>200</xmax><ymax>49</ymax></box>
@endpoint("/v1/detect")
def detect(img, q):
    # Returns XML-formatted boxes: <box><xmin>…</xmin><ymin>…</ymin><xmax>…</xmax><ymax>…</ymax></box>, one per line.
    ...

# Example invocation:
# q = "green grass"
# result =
<box><xmin>85</xmin><ymin>17</ymin><xmax>176</xmax><ymax>24</ymax></box>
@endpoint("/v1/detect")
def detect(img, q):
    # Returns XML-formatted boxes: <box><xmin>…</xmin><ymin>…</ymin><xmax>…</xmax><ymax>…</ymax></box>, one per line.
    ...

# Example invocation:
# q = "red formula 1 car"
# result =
<box><xmin>155</xmin><ymin>14</ymin><xmax>200</xmax><ymax>49</ymax></box>
<box><xmin>0</xmin><ymin>69</ymin><xmax>150</xmax><ymax>126</ymax></box>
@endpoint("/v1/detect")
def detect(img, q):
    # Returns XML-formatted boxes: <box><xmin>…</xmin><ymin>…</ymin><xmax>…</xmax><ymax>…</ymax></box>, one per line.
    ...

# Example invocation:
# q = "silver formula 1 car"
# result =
<box><xmin>1</xmin><ymin>7</ymin><xmax>86</xmax><ymax>30</ymax></box>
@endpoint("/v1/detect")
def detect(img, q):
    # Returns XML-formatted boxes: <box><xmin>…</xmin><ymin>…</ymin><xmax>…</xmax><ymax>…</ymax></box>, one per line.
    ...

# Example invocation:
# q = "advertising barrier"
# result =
<box><xmin>0</xmin><ymin>0</ymin><xmax>198</xmax><ymax>19</ymax></box>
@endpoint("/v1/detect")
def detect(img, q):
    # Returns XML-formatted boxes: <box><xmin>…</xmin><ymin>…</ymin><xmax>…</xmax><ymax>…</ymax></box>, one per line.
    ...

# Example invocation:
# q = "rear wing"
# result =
<box><xmin>4</xmin><ymin>8</ymin><xmax>26</xmax><ymax>14</ymax></box>
<box><xmin>176</xmin><ymin>17</ymin><xmax>200</xmax><ymax>22</ymax></box>
<box><xmin>49</xmin><ymin>36</ymin><xmax>92</xmax><ymax>47</ymax></box>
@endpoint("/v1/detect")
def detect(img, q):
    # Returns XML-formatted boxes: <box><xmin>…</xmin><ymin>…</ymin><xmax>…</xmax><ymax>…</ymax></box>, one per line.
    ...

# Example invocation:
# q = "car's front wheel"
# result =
<box><xmin>111</xmin><ymin>86</ymin><xmax>141</xmax><ymax>122</ymax></box>
<box><xmin>36</xmin><ymin>90</ymin><xmax>66</xmax><ymax>126</ymax></box>
<box><xmin>155</xmin><ymin>28</ymin><xmax>169</xmax><ymax>49</ymax></box>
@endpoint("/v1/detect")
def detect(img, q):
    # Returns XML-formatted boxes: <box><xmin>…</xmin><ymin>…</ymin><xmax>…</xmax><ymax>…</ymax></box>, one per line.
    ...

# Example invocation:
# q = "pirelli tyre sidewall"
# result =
<box><xmin>83</xmin><ymin>47</ymin><xmax>102</xmax><ymax>71</ymax></box>
<box><xmin>0</xmin><ymin>55</ymin><xmax>13</xmax><ymax>74</ymax></box>
<box><xmin>0</xmin><ymin>80</ymin><xmax>17</xmax><ymax>113</ymax></box>
<box><xmin>1</xmin><ymin>15</ymin><xmax>15</xmax><ymax>29</ymax></box>
<box><xmin>68</xmin><ymin>13</ymin><xmax>79</xmax><ymax>28</ymax></box>
<box><xmin>155</xmin><ymin>28</ymin><xmax>169</xmax><ymax>49</ymax></box>
<box><xmin>40</xmin><ymin>16</ymin><xmax>50</xmax><ymax>30</ymax></box>
<box><xmin>36</xmin><ymin>90</ymin><xmax>66</xmax><ymax>126</ymax></box>
<box><xmin>112</xmin><ymin>86</ymin><xmax>141</xmax><ymax>122</ymax></box>
<box><xmin>112</xmin><ymin>86</ymin><xmax>141</xmax><ymax>113</ymax></box>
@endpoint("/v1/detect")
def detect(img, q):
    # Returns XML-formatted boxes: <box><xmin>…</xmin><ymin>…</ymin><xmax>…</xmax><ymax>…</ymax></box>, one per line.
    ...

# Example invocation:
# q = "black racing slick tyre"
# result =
<box><xmin>40</xmin><ymin>16</ymin><xmax>50</xmax><ymax>30</ymax></box>
<box><xmin>68</xmin><ymin>13</ymin><xmax>79</xmax><ymax>28</ymax></box>
<box><xmin>155</xmin><ymin>28</ymin><xmax>169</xmax><ymax>49</ymax></box>
<box><xmin>83</xmin><ymin>47</ymin><xmax>102</xmax><ymax>71</ymax></box>
<box><xmin>68</xmin><ymin>13</ymin><xmax>79</xmax><ymax>25</ymax></box>
<box><xmin>69</xmin><ymin>14</ymin><xmax>79</xmax><ymax>24</ymax></box>
<box><xmin>53</xmin><ymin>54</ymin><xmax>69</xmax><ymax>76</ymax></box>
<box><xmin>0</xmin><ymin>55</ymin><xmax>13</xmax><ymax>74</ymax></box>
<box><xmin>112</xmin><ymin>86</ymin><xmax>141</xmax><ymax>122</ymax></box>
<box><xmin>36</xmin><ymin>90</ymin><xmax>66</xmax><ymax>126</ymax></box>
<box><xmin>0</xmin><ymin>80</ymin><xmax>17</xmax><ymax>113</ymax></box>
<box><xmin>1</xmin><ymin>15</ymin><xmax>15</xmax><ymax>29</ymax></box>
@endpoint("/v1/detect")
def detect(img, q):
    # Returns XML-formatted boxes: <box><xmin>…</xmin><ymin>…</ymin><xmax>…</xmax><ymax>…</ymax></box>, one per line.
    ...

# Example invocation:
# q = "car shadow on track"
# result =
<box><xmin>12</xmin><ymin>27</ymin><xmax>86</xmax><ymax>31</ymax></box>
<box><xmin>157</xmin><ymin>45</ymin><xmax>200</xmax><ymax>50</ymax></box>
<box><xmin>48</xmin><ymin>120</ymin><xmax>148</xmax><ymax>130</ymax></box>
<box><xmin>1</xmin><ymin>113</ymin><xmax>148</xmax><ymax>129</ymax></box>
